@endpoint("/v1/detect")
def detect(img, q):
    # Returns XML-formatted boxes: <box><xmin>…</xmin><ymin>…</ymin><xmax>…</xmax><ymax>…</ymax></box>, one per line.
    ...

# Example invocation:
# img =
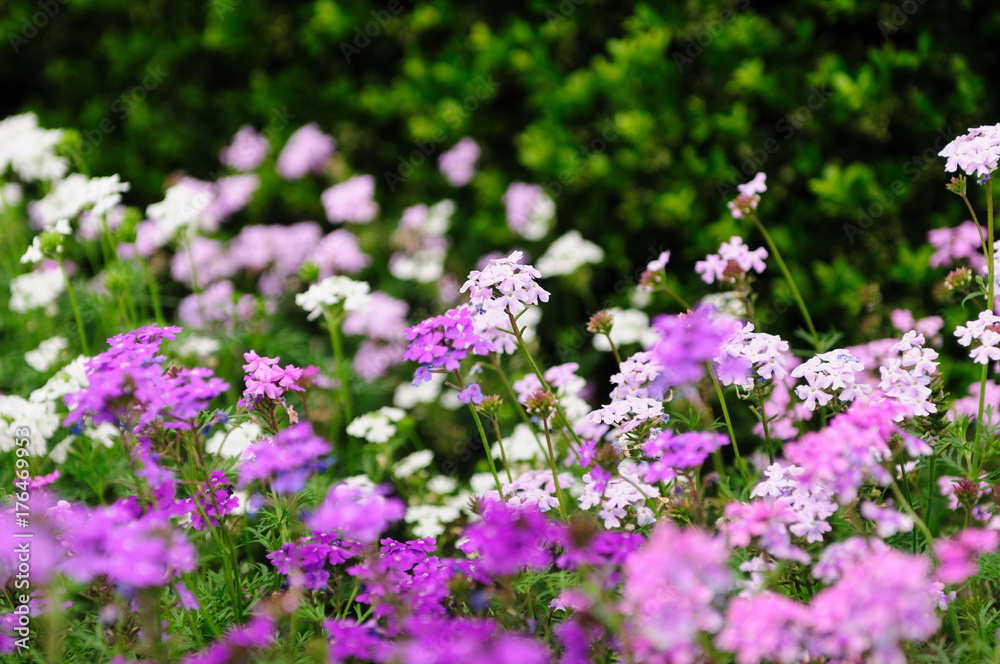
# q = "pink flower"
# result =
<box><xmin>438</xmin><ymin>137</ymin><xmax>480</xmax><ymax>186</ymax></box>
<box><xmin>276</xmin><ymin>123</ymin><xmax>335</xmax><ymax>180</ymax></box>
<box><xmin>321</xmin><ymin>175</ymin><xmax>378</xmax><ymax>224</ymax></box>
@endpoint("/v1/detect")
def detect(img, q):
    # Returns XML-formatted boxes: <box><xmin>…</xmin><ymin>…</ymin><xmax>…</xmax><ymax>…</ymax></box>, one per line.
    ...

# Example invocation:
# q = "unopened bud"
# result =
<box><xmin>525</xmin><ymin>389</ymin><xmax>558</xmax><ymax>420</ymax></box>
<box><xmin>587</xmin><ymin>310</ymin><xmax>615</xmax><ymax>335</ymax></box>
<box><xmin>476</xmin><ymin>394</ymin><xmax>503</xmax><ymax>419</ymax></box>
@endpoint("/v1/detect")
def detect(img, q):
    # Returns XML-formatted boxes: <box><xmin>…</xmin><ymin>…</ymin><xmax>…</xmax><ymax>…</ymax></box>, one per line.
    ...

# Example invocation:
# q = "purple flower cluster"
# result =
<box><xmin>457</xmin><ymin>499</ymin><xmax>562</xmax><ymax>576</ymax></box>
<box><xmin>438</xmin><ymin>137</ymin><xmax>480</xmax><ymax>186</ymax></box>
<box><xmin>642</xmin><ymin>430</ymin><xmax>729</xmax><ymax>482</ymax></box>
<box><xmin>237</xmin><ymin>350</ymin><xmax>305</xmax><ymax>409</ymax></box>
<box><xmin>322</xmin><ymin>174</ymin><xmax>379</xmax><ymax>224</ymax></box>
<box><xmin>267</xmin><ymin>531</ymin><xmax>363</xmax><ymax>590</ymax></box>
<box><xmin>649</xmin><ymin>306</ymin><xmax>745</xmax><ymax>389</ymax></box>
<box><xmin>276</xmin><ymin>123</ymin><xmax>335</xmax><ymax>180</ymax></box>
<box><xmin>237</xmin><ymin>422</ymin><xmax>331</xmax><ymax>494</ymax></box>
<box><xmin>306</xmin><ymin>482</ymin><xmax>405</xmax><ymax>542</ymax></box>
<box><xmin>218</xmin><ymin>125</ymin><xmax>269</xmax><ymax>171</ymax></box>
<box><xmin>64</xmin><ymin>325</ymin><xmax>229</xmax><ymax>432</ymax></box>
<box><xmin>403</xmin><ymin>305</ymin><xmax>495</xmax><ymax>383</ymax></box>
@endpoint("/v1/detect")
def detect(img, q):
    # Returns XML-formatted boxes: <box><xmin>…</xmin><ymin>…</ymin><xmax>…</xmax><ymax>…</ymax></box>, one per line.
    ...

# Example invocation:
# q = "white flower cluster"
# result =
<box><xmin>610</xmin><ymin>351</ymin><xmax>661</xmax><ymax>401</ymax></box>
<box><xmin>750</xmin><ymin>463</ymin><xmax>837</xmax><ymax>544</ymax></box>
<box><xmin>206</xmin><ymin>421</ymin><xmax>264</xmax><ymax>458</ymax></box>
<box><xmin>956</xmin><ymin>309</ymin><xmax>1000</xmax><ymax>365</ymax></box>
<box><xmin>791</xmin><ymin>349</ymin><xmax>871</xmax><ymax>411</ymax></box>
<box><xmin>495</xmin><ymin>468</ymin><xmax>577</xmax><ymax>513</ymax></box>
<box><xmin>0</xmin><ymin>113</ymin><xmax>68</xmax><ymax>182</ymax></box>
<box><xmin>536</xmin><ymin>230</ymin><xmax>604</xmax><ymax>276</ymax></box>
<box><xmin>24</xmin><ymin>336</ymin><xmax>69</xmax><ymax>372</ymax></box>
<box><xmin>142</xmin><ymin>180</ymin><xmax>215</xmax><ymax>250</ymax></box>
<box><xmin>717</xmin><ymin>323</ymin><xmax>789</xmax><ymax>388</ymax></box>
<box><xmin>405</xmin><ymin>503</ymin><xmax>463</xmax><ymax>539</ymax></box>
<box><xmin>461</xmin><ymin>250</ymin><xmax>550</xmax><ymax>329</ymax></box>
<box><xmin>346</xmin><ymin>407</ymin><xmax>406</xmax><ymax>444</ymax></box>
<box><xmin>939</xmin><ymin>124</ymin><xmax>1000</xmax><ymax>178</ymax></box>
<box><xmin>389</xmin><ymin>200</ymin><xmax>455</xmax><ymax>283</ymax></box>
<box><xmin>695</xmin><ymin>236</ymin><xmax>768</xmax><ymax>284</ymax></box>
<box><xmin>9</xmin><ymin>267</ymin><xmax>65</xmax><ymax>314</ymax></box>
<box><xmin>394</xmin><ymin>449</ymin><xmax>434</xmax><ymax>479</ymax></box>
<box><xmin>578</xmin><ymin>460</ymin><xmax>659</xmax><ymax>529</ymax></box>
<box><xmin>878</xmin><ymin>331</ymin><xmax>940</xmax><ymax>418</ymax></box>
<box><xmin>20</xmin><ymin>219</ymin><xmax>72</xmax><ymax>265</ymax></box>
<box><xmin>296</xmin><ymin>275</ymin><xmax>371</xmax><ymax>320</ymax></box>
<box><xmin>491</xmin><ymin>422</ymin><xmax>546</xmax><ymax>464</ymax></box>
<box><xmin>30</xmin><ymin>173</ymin><xmax>130</xmax><ymax>229</ymax></box>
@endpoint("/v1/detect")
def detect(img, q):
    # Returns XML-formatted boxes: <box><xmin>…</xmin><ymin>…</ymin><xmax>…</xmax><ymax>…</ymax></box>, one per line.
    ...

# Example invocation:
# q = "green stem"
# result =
<box><xmin>889</xmin><ymin>477</ymin><xmax>934</xmax><ymax>555</ymax></box>
<box><xmin>604</xmin><ymin>333</ymin><xmax>622</xmax><ymax>365</ymax></box>
<box><xmin>456</xmin><ymin>371</ymin><xmax>503</xmax><ymax>495</ymax></box>
<box><xmin>755</xmin><ymin>388</ymin><xmax>774</xmax><ymax>464</ymax></box>
<box><xmin>974</xmin><ymin>179</ymin><xmax>996</xmax><ymax>477</ymax></box>
<box><xmin>709</xmin><ymin>367</ymin><xmax>748</xmax><ymax>486</ymax></box>
<box><xmin>139</xmin><ymin>254</ymin><xmax>165</xmax><ymax>326</ymax></box>
<box><xmin>59</xmin><ymin>257</ymin><xmax>90</xmax><ymax>355</ymax></box>
<box><xmin>542</xmin><ymin>419</ymin><xmax>569</xmax><ymax>519</ymax></box>
<box><xmin>491</xmin><ymin>417</ymin><xmax>514</xmax><ymax>483</ymax></box>
<box><xmin>325</xmin><ymin>310</ymin><xmax>352</xmax><ymax>438</ymax></box>
<box><xmin>749</xmin><ymin>213</ymin><xmax>819</xmax><ymax>348</ymax></box>
<box><xmin>489</xmin><ymin>355</ymin><xmax>550</xmax><ymax>460</ymax></box>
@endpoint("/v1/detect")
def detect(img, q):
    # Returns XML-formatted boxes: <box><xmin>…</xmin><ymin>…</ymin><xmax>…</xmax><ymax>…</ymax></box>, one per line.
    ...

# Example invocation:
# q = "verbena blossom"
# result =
<box><xmin>954</xmin><ymin>310</ymin><xmax>1000</xmax><ymax>364</ymax></box>
<box><xmin>276</xmin><ymin>123</ymin><xmax>335</xmax><ymax>179</ymax></box>
<box><xmin>403</xmin><ymin>305</ymin><xmax>495</xmax><ymax>383</ymax></box>
<box><xmin>933</xmin><ymin>528</ymin><xmax>1000</xmax><ymax>585</ymax></box>
<box><xmin>727</xmin><ymin>172</ymin><xmax>766</xmax><ymax>218</ymax></box>
<box><xmin>29</xmin><ymin>173</ymin><xmax>130</xmax><ymax>230</ymax></box>
<box><xmin>457</xmin><ymin>499</ymin><xmax>562</xmax><ymax>576</ymax></box>
<box><xmin>393</xmin><ymin>449</ymin><xmax>433</xmax><ymax>479</ymax></box>
<box><xmin>24</xmin><ymin>336</ymin><xmax>68</xmax><ymax>372</ymax></box>
<box><xmin>878</xmin><ymin>331</ymin><xmax>940</xmax><ymax>418</ymax></box>
<box><xmin>219</xmin><ymin>125</ymin><xmax>269</xmax><ymax>171</ymax></box>
<box><xmin>928</xmin><ymin>220</ymin><xmax>986</xmax><ymax>271</ymax></box>
<box><xmin>650</xmin><ymin>306</ymin><xmax>746</xmax><ymax>389</ymax></box>
<box><xmin>784</xmin><ymin>399</ymin><xmax>931</xmax><ymax>503</ymax></box>
<box><xmin>620</xmin><ymin>521</ymin><xmax>731</xmax><ymax>662</ymax></box>
<box><xmin>0</xmin><ymin>112</ymin><xmax>68</xmax><ymax>181</ymax></box>
<box><xmin>502</xmin><ymin>182</ymin><xmax>555</xmax><ymax>240</ymax></box>
<box><xmin>808</xmin><ymin>549</ymin><xmax>942</xmax><ymax>664</ymax></box>
<box><xmin>389</xmin><ymin>201</ymin><xmax>454</xmax><ymax>283</ymax></box>
<box><xmin>716</xmin><ymin>592</ymin><xmax>810</xmax><ymax>664</ymax></box>
<box><xmin>638</xmin><ymin>250</ymin><xmax>671</xmax><ymax>291</ymax></box>
<box><xmin>346</xmin><ymin>407</ymin><xmax>406</xmax><ymax>443</ymax></box>
<box><xmin>238</xmin><ymin>422</ymin><xmax>331</xmax><ymax>494</ymax></box>
<box><xmin>388</xmin><ymin>616</ymin><xmax>550</xmax><ymax>664</ymax></box>
<box><xmin>180</xmin><ymin>470</ymin><xmax>240</xmax><ymax>530</ymax></box>
<box><xmin>321</xmin><ymin>174</ymin><xmax>379</xmax><ymax>224</ymax></box>
<box><xmin>812</xmin><ymin>536</ymin><xmax>890</xmax><ymax>584</ymax></box>
<box><xmin>939</xmin><ymin>123</ymin><xmax>1000</xmax><ymax>178</ymax></box>
<box><xmin>642</xmin><ymin>430</ymin><xmax>728</xmax><ymax>483</ymax></box>
<box><xmin>536</xmin><ymin>230</ymin><xmax>604</xmax><ymax>276</ymax></box>
<box><xmin>490</xmin><ymin>468</ymin><xmax>577</xmax><ymax>513</ymax></box>
<box><xmin>860</xmin><ymin>500</ymin><xmax>914</xmax><ymax>539</ymax></box>
<box><xmin>720</xmin><ymin>498</ymin><xmax>811</xmax><ymax>563</ymax></box>
<box><xmin>717</xmin><ymin>323</ymin><xmax>789</xmax><ymax>388</ymax></box>
<box><xmin>9</xmin><ymin>263</ymin><xmax>65</xmax><ymax>314</ymax></box>
<box><xmin>237</xmin><ymin>350</ymin><xmax>305</xmax><ymax>409</ymax></box>
<box><xmin>750</xmin><ymin>463</ymin><xmax>837</xmax><ymax>544</ymax></box>
<box><xmin>306</xmin><ymin>482</ymin><xmax>405</xmax><ymax>542</ymax></box>
<box><xmin>695</xmin><ymin>236</ymin><xmax>768</xmax><ymax>284</ymax></box>
<box><xmin>578</xmin><ymin>461</ymin><xmax>659</xmax><ymax>528</ymax></box>
<box><xmin>63</xmin><ymin>325</ymin><xmax>229</xmax><ymax>432</ymax></box>
<box><xmin>267</xmin><ymin>531</ymin><xmax>362</xmax><ymax>590</ymax></box>
<box><xmin>295</xmin><ymin>275</ymin><xmax>371</xmax><ymax>320</ymax></box>
<box><xmin>438</xmin><ymin>137</ymin><xmax>480</xmax><ymax>186</ymax></box>
<box><xmin>461</xmin><ymin>250</ymin><xmax>550</xmax><ymax>330</ymax></box>
<box><xmin>791</xmin><ymin>348</ymin><xmax>870</xmax><ymax>411</ymax></box>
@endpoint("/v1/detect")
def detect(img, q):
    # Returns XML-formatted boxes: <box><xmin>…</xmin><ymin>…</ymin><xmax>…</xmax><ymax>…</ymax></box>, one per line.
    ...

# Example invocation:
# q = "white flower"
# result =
<box><xmin>394</xmin><ymin>371</ymin><xmax>446</xmax><ymax>409</ymax></box>
<box><xmin>394</xmin><ymin>449</ymin><xmax>434</xmax><ymax>479</ymax></box>
<box><xmin>0</xmin><ymin>113</ymin><xmax>68</xmax><ymax>181</ymax></box>
<box><xmin>10</xmin><ymin>268</ymin><xmax>65</xmax><ymax>314</ymax></box>
<box><xmin>427</xmin><ymin>475</ymin><xmax>458</xmax><ymax>495</ymax></box>
<box><xmin>0</xmin><ymin>183</ymin><xmax>24</xmax><ymax>209</ymax></box>
<box><xmin>20</xmin><ymin>236</ymin><xmax>44</xmax><ymax>264</ymax></box>
<box><xmin>0</xmin><ymin>396</ymin><xmax>59</xmax><ymax>456</ymax></box>
<box><xmin>939</xmin><ymin>124</ymin><xmax>1000</xmax><ymax>178</ymax></box>
<box><xmin>206</xmin><ymin>421</ymin><xmax>263</xmax><ymax>458</ymax></box>
<box><xmin>491</xmin><ymin>422</ymin><xmax>545</xmax><ymax>462</ymax></box>
<box><xmin>346</xmin><ymin>407</ymin><xmax>405</xmax><ymax>444</ymax></box>
<box><xmin>30</xmin><ymin>355</ymin><xmax>88</xmax><ymax>404</ymax></box>
<box><xmin>405</xmin><ymin>503</ymin><xmax>461</xmax><ymax>538</ymax></box>
<box><xmin>25</xmin><ymin>336</ymin><xmax>68</xmax><ymax>372</ymax></box>
<box><xmin>536</xmin><ymin>230</ymin><xmax>604</xmax><ymax>276</ymax></box>
<box><xmin>143</xmin><ymin>180</ymin><xmax>214</xmax><ymax>248</ymax></box>
<box><xmin>295</xmin><ymin>275</ymin><xmax>371</xmax><ymax>320</ymax></box>
<box><xmin>592</xmin><ymin>308</ymin><xmax>657</xmax><ymax>351</ymax></box>
<box><xmin>173</xmin><ymin>335</ymin><xmax>222</xmax><ymax>359</ymax></box>
<box><xmin>31</xmin><ymin>173</ymin><xmax>130</xmax><ymax>229</ymax></box>
<box><xmin>469</xmin><ymin>472</ymin><xmax>498</xmax><ymax>494</ymax></box>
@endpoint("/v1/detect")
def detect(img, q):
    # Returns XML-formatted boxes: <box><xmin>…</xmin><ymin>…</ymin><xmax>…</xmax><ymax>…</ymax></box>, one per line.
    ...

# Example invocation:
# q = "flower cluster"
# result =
<box><xmin>695</xmin><ymin>236</ymin><xmax>768</xmax><ymax>284</ymax></box>
<box><xmin>296</xmin><ymin>275</ymin><xmax>372</xmax><ymax>320</ymax></box>
<box><xmin>237</xmin><ymin>350</ymin><xmax>305</xmax><ymax>409</ymax></box>
<box><xmin>939</xmin><ymin>123</ymin><xmax>1000</xmax><ymax>178</ymax></box>
<box><xmin>727</xmin><ymin>172</ymin><xmax>767</xmax><ymax>218</ymax></box>
<box><xmin>791</xmin><ymin>348</ymin><xmax>870</xmax><ymax>411</ymax></box>
<box><xmin>403</xmin><ymin>305</ymin><xmax>495</xmax><ymax>383</ymax></box>
<box><xmin>238</xmin><ymin>422</ymin><xmax>331</xmax><ymax>494</ymax></box>
<box><xmin>878</xmin><ymin>331</ymin><xmax>940</xmax><ymax>417</ymax></box>
<box><xmin>955</xmin><ymin>309</ymin><xmax>1000</xmax><ymax>364</ymax></box>
<box><xmin>461</xmin><ymin>250</ymin><xmax>550</xmax><ymax>328</ymax></box>
<box><xmin>717</xmin><ymin>322</ymin><xmax>789</xmax><ymax>388</ymax></box>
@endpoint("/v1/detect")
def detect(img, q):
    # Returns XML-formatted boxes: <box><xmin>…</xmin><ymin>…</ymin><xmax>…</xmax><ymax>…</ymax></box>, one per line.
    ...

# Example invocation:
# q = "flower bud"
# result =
<box><xmin>587</xmin><ymin>310</ymin><xmax>615</xmax><ymax>335</ymax></box>
<box><xmin>525</xmin><ymin>389</ymin><xmax>558</xmax><ymax>420</ymax></box>
<box><xmin>476</xmin><ymin>394</ymin><xmax>503</xmax><ymax>419</ymax></box>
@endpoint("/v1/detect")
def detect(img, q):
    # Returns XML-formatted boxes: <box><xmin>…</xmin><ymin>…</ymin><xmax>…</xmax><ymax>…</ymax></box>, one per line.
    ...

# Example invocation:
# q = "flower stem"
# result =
<box><xmin>889</xmin><ymin>477</ymin><xmax>934</xmax><ymax>556</ymax></box>
<box><xmin>491</xmin><ymin>417</ymin><xmax>514</xmax><ymax>483</ymax></box>
<box><xmin>324</xmin><ymin>310</ymin><xmax>352</xmax><ymax>436</ymax></box>
<box><xmin>974</xmin><ymin>179</ymin><xmax>996</xmax><ymax>477</ymax></box>
<box><xmin>749</xmin><ymin>213</ymin><xmax>820</xmax><ymax>349</ymax></box>
<box><xmin>59</xmin><ymin>257</ymin><xmax>90</xmax><ymax>355</ymax></box>
<box><xmin>604</xmin><ymin>333</ymin><xmax>622</xmax><ymax>365</ymax></box>
<box><xmin>456</xmin><ymin>371</ymin><xmax>503</xmax><ymax>495</ymax></box>
<box><xmin>755</xmin><ymin>387</ymin><xmax>774</xmax><ymax>464</ymax></box>
<box><xmin>709</xmin><ymin>367</ymin><xmax>748</xmax><ymax>486</ymax></box>
<box><xmin>488</xmin><ymin>354</ymin><xmax>550</xmax><ymax>461</ymax></box>
<box><xmin>542</xmin><ymin>419</ymin><xmax>569</xmax><ymax>519</ymax></box>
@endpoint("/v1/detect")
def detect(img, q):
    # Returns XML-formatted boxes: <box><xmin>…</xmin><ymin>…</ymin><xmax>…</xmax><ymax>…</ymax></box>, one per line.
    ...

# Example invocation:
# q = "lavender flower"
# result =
<box><xmin>306</xmin><ymin>482</ymin><xmax>405</xmax><ymax>542</ymax></box>
<box><xmin>219</xmin><ymin>125</ymin><xmax>269</xmax><ymax>171</ymax></box>
<box><xmin>321</xmin><ymin>174</ymin><xmax>378</xmax><ymax>224</ymax></box>
<box><xmin>276</xmin><ymin>123</ymin><xmax>335</xmax><ymax>179</ymax></box>
<box><xmin>237</xmin><ymin>422</ymin><xmax>331</xmax><ymax>494</ymax></box>
<box><xmin>438</xmin><ymin>137</ymin><xmax>480</xmax><ymax>186</ymax></box>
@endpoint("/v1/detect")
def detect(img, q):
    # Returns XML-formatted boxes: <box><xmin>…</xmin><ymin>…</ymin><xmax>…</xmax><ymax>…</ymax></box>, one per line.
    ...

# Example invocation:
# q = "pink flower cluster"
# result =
<box><xmin>695</xmin><ymin>236</ymin><xmax>768</xmax><ymax>284</ymax></box>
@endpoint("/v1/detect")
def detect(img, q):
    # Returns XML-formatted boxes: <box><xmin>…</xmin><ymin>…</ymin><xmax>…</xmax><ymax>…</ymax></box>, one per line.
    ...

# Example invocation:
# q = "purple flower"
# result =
<box><xmin>237</xmin><ymin>350</ymin><xmax>306</xmax><ymax>410</ymax></box>
<box><xmin>267</xmin><ymin>532</ymin><xmax>363</xmax><ymax>590</ymax></box>
<box><xmin>306</xmin><ymin>483</ymin><xmax>405</xmax><ymax>542</ymax></box>
<box><xmin>716</xmin><ymin>592</ymin><xmax>809</xmax><ymax>664</ymax></box>
<box><xmin>458</xmin><ymin>383</ymin><xmax>484</xmax><ymax>404</ymax></box>
<box><xmin>933</xmin><ymin>528</ymin><xmax>999</xmax><ymax>585</ymax></box>
<box><xmin>649</xmin><ymin>306</ymin><xmax>745</xmax><ymax>390</ymax></box>
<box><xmin>438</xmin><ymin>137</ymin><xmax>480</xmax><ymax>186</ymax></box>
<box><xmin>237</xmin><ymin>423</ymin><xmax>331</xmax><ymax>494</ymax></box>
<box><xmin>276</xmin><ymin>123</ymin><xmax>335</xmax><ymax>180</ymax></box>
<box><xmin>403</xmin><ymin>306</ymin><xmax>495</xmax><ymax>382</ymax></box>
<box><xmin>388</xmin><ymin>616</ymin><xmax>550</xmax><ymax>664</ymax></box>
<box><xmin>642</xmin><ymin>430</ymin><xmax>729</xmax><ymax>483</ymax></box>
<box><xmin>219</xmin><ymin>125</ymin><xmax>269</xmax><ymax>171</ymax></box>
<box><xmin>457</xmin><ymin>499</ymin><xmax>562</xmax><ymax>577</ymax></box>
<box><xmin>321</xmin><ymin>175</ymin><xmax>378</xmax><ymax>224</ymax></box>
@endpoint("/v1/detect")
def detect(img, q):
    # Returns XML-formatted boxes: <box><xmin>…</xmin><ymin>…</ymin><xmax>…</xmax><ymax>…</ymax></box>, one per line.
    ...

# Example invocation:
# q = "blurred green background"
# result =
<box><xmin>4</xmin><ymin>0</ymin><xmax>997</xmax><ymax>353</ymax></box>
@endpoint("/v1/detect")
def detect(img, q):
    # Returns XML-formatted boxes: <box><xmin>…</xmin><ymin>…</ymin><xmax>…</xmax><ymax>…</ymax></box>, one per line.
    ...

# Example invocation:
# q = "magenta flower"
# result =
<box><xmin>219</xmin><ymin>125</ymin><xmax>269</xmax><ymax>171</ymax></box>
<box><xmin>237</xmin><ymin>423</ymin><xmax>331</xmax><ymax>494</ymax></box>
<box><xmin>237</xmin><ymin>350</ymin><xmax>306</xmax><ymax>410</ymax></box>
<box><xmin>933</xmin><ymin>528</ymin><xmax>999</xmax><ymax>585</ymax></box>
<box><xmin>649</xmin><ymin>306</ymin><xmax>745</xmax><ymax>389</ymax></box>
<box><xmin>457</xmin><ymin>499</ymin><xmax>562</xmax><ymax>577</ymax></box>
<box><xmin>306</xmin><ymin>482</ymin><xmax>405</xmax><ymax>542</ymax></box>
<box><xmin>403</xmin><ymin>305</ymin><xmax>495</xmax><ymax>382</ymax></box>
<box><xmin>642</xmin><ymin>430</ymin><xmax>729</xmax><ymax>483</ymax></box>
<box><xmin>458</xmin><ymin>383</ymin><xmax>484</xmax><ymax>404</ymax></box>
